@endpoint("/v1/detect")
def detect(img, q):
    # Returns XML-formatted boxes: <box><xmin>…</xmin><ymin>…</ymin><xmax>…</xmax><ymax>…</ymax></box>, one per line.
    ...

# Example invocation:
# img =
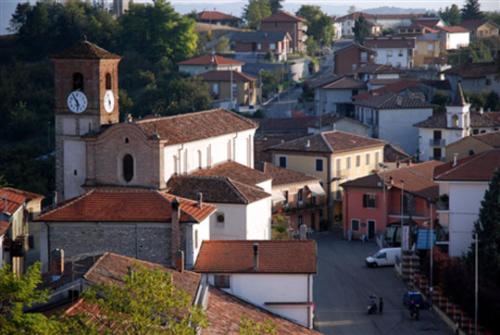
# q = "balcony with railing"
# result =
<box><xmin>429</xmin><ymin>138</ymin><xmax>446</xmax><ymax>146</ymax></box>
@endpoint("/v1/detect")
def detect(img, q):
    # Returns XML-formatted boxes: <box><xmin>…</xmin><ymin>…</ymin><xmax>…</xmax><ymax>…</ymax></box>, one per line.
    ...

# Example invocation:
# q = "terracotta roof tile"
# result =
<box><xmin>230</xmin><ymin>31</ymin><xmax>290</xmax><ymax>43</ymax></box>
<box><xmin>261</xmin><ymin>10</ymin><xmax>306</xmax><ymax>23</ymax></box>
<box><xmin>198</xmin><ymin>10</ymin><xmax>240</xmax><ymax>21</ymax></box>
<box><xmin>415</xmin><ymin>112</ymin><xmax>500</xmax><ymax>129</ymax></box>
<box><xmin>461</xmin><ymin>19</ymin><xmax>499</xmax><ymax>31</ymax></box>
<box><xmin>354</xmin><ymin>92</ymin><xmax>434</xmax><ymax>109</ymax></box>
<box><xmin>351</xmin><ymin>63</ymin><xmax>402</xmax><ymax>75</ymax></box>
<box><xmin>262</xmin><ymin>162</ymin><xmax>318</xmax><ymax>186</ymax></box>
<box><xmin>52</xmin><ymin>40</ymin><xmax>120</xmax><ymax>59</ymax></box>
<box><xmin>37</xmin><ymin>188</ymin><xmax>215</xmax><ymax>223</ymax></box>
<box><xmin>434</xmin><ymin>149</ymin><xmax>500</xmax><ymax>182</ymax></box>
<box><xmin>268</xmin><ymin>130</ymin><xmax>385</xmax><ymax>154</ymax></box>
<box><xmin>437</xmin><ymin>25</ymin><xmax>469</xmax><ymax>33</ymax></box>
<box><xmin>444</xmin><ymin>61</ymin><xmax>497</xmax><ymax>78</ymax></box>
<box><xmin>194</xmin><ymin>240</ymin><xmax>317</xmax><ymax>274</ymax></box>
<box><xmin>167</xmin><ymin>176</ymin><xmax>270</xmax><ymax>204</ymax></box>
<box><xmin>364</xmin><ymin>37</ymin><xmax>416</xmax><ymax>49</ymax></box>
<box><xmin>342</xmin><ymin>160</ymin><xmax>441</xmax><ymax>199</ymax></box>
<box><xmin>134</xmin><ymin>109</ymin><xmax>258</xmax><ymax>145</ymax></box>
<box><xmin>178</xmin><ymin>54</ymin><xmax>244</xmax><ymax>66</ymax></box>
<box><xmin>197</xmin><ymin>70</ymin><xmax>256</xmax><ymax>82</ymax></box>
<box><xmin>471</xmin><ymin>131</ymin><xmax>500</xmax><ymax>148</ymax></box>
<box><xmin>322</xmin><ymin>76</ymin><xmax>366</xmax><ymax>90</ymax></box>
<box><xmin>0</xmin><ymin>187</ymin><xmax>43</xmax><ymax>215</ymax></box>
<box><xmin>190</xmin><ymin>161</ymin><xmax>271</xmax><ymax>186</ymax></box>
<box><xmin>205</xmin><ymin>288</ymin><xmax>321</xmax><ymax>335</ymax></box>
<box><xmin>0</xmin><ymin>220</ymin><xmax>9</xmax><ymax>236</ymax></box>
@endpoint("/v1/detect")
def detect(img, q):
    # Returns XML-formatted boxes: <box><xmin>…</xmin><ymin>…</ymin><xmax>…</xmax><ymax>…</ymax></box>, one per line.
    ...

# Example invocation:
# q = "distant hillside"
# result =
<box><xmin>362</xmin><ymin>6</ymin><xmax>434</xmax><ymax>15</ymax></box>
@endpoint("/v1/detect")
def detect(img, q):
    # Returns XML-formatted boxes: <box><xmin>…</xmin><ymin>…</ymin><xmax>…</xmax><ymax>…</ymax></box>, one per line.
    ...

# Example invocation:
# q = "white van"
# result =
<box><xmin>366</xmin><ymin>248</ymin><xmax>401</xmax><ymax>267</ymax></box>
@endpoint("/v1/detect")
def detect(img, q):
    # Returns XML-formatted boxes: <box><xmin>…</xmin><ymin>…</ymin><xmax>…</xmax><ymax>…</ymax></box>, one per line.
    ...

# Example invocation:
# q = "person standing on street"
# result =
<box><xmin>379</xmin><ymin>297</ymin><xmax>384</xmax><ymax>314</ymax></box>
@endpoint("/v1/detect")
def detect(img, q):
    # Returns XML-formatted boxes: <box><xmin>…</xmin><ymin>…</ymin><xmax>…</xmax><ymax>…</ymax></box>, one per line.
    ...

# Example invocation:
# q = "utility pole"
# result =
<box><xmin>474</xmin><ymin>232</ymin><xmax>479</xmax><ymax>335</ymax></box>
<box><xmin>429</xmin><ymin>200</ymin><xmax>434</xmax><ymax>305</ymax></box>
<box><xmin>230</xmin><ymin>70</ymin><xmax>234</xmax><ymax>109</ymax></box>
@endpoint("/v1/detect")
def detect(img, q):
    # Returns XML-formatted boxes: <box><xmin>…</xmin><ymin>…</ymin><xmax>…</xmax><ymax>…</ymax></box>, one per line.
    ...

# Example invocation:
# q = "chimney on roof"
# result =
<box><xmin>479</xmin><ymin>107</ymin><xmax>484</xmax><ymax>115</ymax></box>
<box><xmin>197</xmin><ymin>192</ymin><xmax>203</xmax><ymax>208</ymax></box>
<box><xmin>453</xmin><ymin>153</ymin><xmax>458</xmax><ymax>167</ymax></box>
<box><xmin>50</xmin><ymin>249</ymin><xmax>64</xmax><ymax>278</ymax></box>
<box><xmin>253</xmin><ymin>242</ymin><xmax>259</xmax><ymax>271</ymax></box>
<box><xmin>170</xmin><ymin>197</ymin><xmax>181</xmax><ymax>269</ymax></box>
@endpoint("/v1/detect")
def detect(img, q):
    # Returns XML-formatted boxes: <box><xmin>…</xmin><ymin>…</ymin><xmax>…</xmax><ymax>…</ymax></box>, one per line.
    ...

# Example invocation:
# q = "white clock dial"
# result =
<box><xmin>104</xmin><ymin>90</ymin><xmax>115</xmax><ymax>113</ymax></box>
<box><xmin>67</xmin><ymin>91</ymin><xmax>88</xmax><ymax>113</ymax></box>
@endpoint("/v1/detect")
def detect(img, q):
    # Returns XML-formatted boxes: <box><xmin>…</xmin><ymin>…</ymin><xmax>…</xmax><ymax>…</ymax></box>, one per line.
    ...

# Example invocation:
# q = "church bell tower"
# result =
<box><xmin>52</xmin><ymin>40</ymin><xmax>121</xmax><ymax>202</ymax></box>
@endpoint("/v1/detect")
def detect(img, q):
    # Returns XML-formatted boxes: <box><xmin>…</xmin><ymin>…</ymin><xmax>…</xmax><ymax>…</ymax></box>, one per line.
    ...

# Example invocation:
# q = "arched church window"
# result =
<box><xmin>73</xmin><ymin>72</ymin><xmax>84</xmax><ymax>91</ymax></box>
<box><xmin>123</xmin><ymin>154</ymin><xmax>134</xmax><ymax>182</ymax></box>
<box><xmin>105</xmin><ymin>73</ymin><xmax>112</xmax><ymax>90</ymax></box>
<box><xmin>452</xmin><ymin>115</ymin><xmax>459</xmax><ymax>128</ymax></box>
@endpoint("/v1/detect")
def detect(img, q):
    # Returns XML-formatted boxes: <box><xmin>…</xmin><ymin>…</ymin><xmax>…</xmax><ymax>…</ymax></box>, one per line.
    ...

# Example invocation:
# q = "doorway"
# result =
<box><xmin>368</xmin><ymin>220</ymin><xmax>376</xmax><ymax>240</ymax></box>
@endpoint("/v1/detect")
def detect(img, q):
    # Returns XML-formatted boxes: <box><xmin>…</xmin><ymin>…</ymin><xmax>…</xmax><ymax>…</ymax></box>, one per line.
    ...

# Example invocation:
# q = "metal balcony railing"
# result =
<box><xmin>429</xmin><ymin>138</ymin><xmax>446</xmax><ymax>146</ymax></box>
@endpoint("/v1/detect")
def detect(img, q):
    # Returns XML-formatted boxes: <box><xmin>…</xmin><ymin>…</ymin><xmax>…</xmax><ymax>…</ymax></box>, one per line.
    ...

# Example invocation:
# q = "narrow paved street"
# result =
<box><xmin>313</xmin><ymin>233</ymin><xmax>452</xmax><ymax>335</ymax></box>
<box><xmin>263</xmin><ymin>85</ymin><xmax>303</xmax><ymax>118</ymax></box>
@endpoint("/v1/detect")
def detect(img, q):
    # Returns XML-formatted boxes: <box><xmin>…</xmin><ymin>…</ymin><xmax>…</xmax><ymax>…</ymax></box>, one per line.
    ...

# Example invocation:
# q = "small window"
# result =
<box><xmin>316</xmin><ymin>159</ymin><xmax>323</xmax><ymax>171</ymax></box>
<box><xmin>214</xmin><ymin>275</ymin><xmax>230</xmax><ymax>288</ymax></box>
<box><xmin>433</xmin><ymin>148</ymin><xmax>442</xmax><ymax>160</ymax></box>
<box><xmin>125</xmin><ymin>137</ymin><xmax>129</xmax><ymax>144</ymax></box>
<box><xmin>375</xmin><ymin>152</ymin><xmax>380</xmax><ymax>165</ymax></box>
<box><xmin>279</xmin><ymin>156</ymin><xmax>287</xmax><ymax>168</ymax></box>
<box><xmin>73</xmin><ymin>169</ymin><xmax>77</xmax><ymax>176</ymax></box>
<box><xmin>284</xmin><ymin>190</ymin><xmax>289</xmax><ymax>204</ymax></box>
<box><xmin>473</xmin><ymin>129</ymin><xmax>479</xmax><ymax>135</ymax></box>
<box><xmin>351</xmin><ymin>219</ymin><xmax>360</xmax><ymax>231</ymax></box>
<box><xmin>365</xmin><ymin>153</ymin><xmax>370</xmax><ymax>165</ymax></box>
<box><xmin>123</xmin><ymin>154</ymin><xmax>134</xmax><ymax>182</ymax></box>
<box><xmin>452</xmin><ymin>115</ymin><xmax>459</xmax><ymax>127</ymax></box>
<box><xmin>216</xmin><ymin>212</ymin><xmax>225</xmax><ymax>224</ymax></box>
<box><xmin>194</xmin><ymin>229</ymin><xmax>199</xmax><ymax>249</ymax></box>
<box><xmin>347</xmin><ymin>157</ymin><xmax>351</xmax><ymax>169</ymax></box>
<box><xmin>297</xmin><ymin>189</ymin><xmax>303</xmax><ymax>203</ymax></box>
<box><xmin>469</xmin><ymin>150</ymin><xmax>475</xmax><ymax>156</ymax></box>
<box><xmin>73</xmin><ymin>72</ymin><xmax>84</xmax><ymax>91</ymax></box>
<box><xmin>356</xmin><ymin>155</ymin><xmax>361</xmax><ymax>167</ymax></box>
<box><xmin>198</xmin><ymin>150</ymin><xmax>202</xmax><ymax>169</ymax></box>
<box><xmin>105</xmin><ymin>73</ymin><xmax>112</xmax><ymax>90</ymax></box>
<box><xmin>298</xmin><ymin>215</ymin><xmax>303</xmax><ymax>226</ymax></box>
<box><xmin>363</xmin><ymin>194</ymin><xmax>376</xmax><ymax>208</ymax></box>
<box><xmin>336</xmin><ymin>158</ymin><xmax>341</xmax><ymax>176</ymax></box>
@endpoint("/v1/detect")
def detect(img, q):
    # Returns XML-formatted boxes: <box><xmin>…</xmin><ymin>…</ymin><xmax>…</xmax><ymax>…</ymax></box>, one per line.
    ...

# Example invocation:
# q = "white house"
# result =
<box><xmin>364</xmin><ymin>37</ymin><xmax>416</xmax><ymax>69</ymax></box>
<box><xmin>437</xmin><ymin>26</ymin><xmax>470</xmax><ymax>50</ymax></box>
<box><xmin>177</xmin><ymin>54</ymin><xmax>244</xmax><ymax>76</ymax></box>
<box><xmin>415</xmin><ymin>83</ymin><xmax>500</xmax><ymax>161</ymax></box>
<box><xmin>314</xmin><ymin>76</ymin><xmax>366</xmax><ymax>116</ymax></box>
<box><xmin>194</xmin><ymin>240</ymin><xmax>317</xmax><ymax>329</ymax></box>
<box><xmin>434</xmin><ymin>149</ymin><xmax>500</xmax><ymax>257</ymax></box>
<box><xmin>354</xmin><ymin>92</ymin><xmax>434</xmax><ymax>154</ymax></box>
<box><xmin>167</xmin><ymin>163</ymin><xmax>273</xmax><ymax>240</ymax></box>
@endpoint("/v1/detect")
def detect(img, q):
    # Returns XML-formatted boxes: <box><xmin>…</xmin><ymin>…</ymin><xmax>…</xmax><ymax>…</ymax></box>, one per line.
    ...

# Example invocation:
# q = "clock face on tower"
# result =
<box><xmin>104</xmin><ymin>90</ymin><xmax>115</xmax><ymax>113</ymax></box>
<box><xmin>67</xmin><ymin>91</ymin><xmax>88</xmax><ymax>113</ymax></box>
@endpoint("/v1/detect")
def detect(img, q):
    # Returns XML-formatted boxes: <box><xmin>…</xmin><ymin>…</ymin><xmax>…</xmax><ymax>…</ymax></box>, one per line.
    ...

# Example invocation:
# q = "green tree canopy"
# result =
<box><xmin>461</xmin><ymin>0</ymin><xmax>483</xmax><ymax>20</ymax></box>
<box><xmin>439</xmin><ymin>4</ymin><xmax>461</xmax><ymax>26</ymax></box>
<box><xmin>269</xmin><ymin>0</ymin><xmax>283</xmax><ymax>13</ymax></box>
<box><xmin>353</xmin><ymin>16</ymin><xmax>371</xmax><ymax>44</ymax></box>
<box><xmin>296</xmin><ymin>5</ymin><xmax>334</xmax><ymax>47</ymax></box>
<box><xmin>244</xmin><ymin>0</ymin><xmax>271</xmax><ymax>29</ymax></box>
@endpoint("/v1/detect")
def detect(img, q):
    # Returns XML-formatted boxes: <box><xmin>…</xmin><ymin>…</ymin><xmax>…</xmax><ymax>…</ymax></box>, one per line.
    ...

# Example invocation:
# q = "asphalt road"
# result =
<box><xmin>313</xmin><ymin>233</ymin><xmax>452</xmax><ymax>335</ymax></box>
<box><xmin>263</xmin><ymin>86</ymin><xmax>303</xmax><ymax>118</ymax></box>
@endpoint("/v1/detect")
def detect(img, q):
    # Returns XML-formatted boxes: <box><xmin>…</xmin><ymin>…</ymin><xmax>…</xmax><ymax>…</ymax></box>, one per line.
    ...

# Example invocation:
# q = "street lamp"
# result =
<box><xmin>400</xmin><ymin>180</ymin><xmax>405</xmax><ymax>250</ymax></box>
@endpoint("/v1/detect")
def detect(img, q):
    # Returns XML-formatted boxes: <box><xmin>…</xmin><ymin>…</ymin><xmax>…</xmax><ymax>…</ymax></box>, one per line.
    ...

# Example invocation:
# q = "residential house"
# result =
<box><xmin>177</xmin><ymin>54</ymin><xmax>244</xmax><ymax>76</ymax></box>
<box><xmin>412</xmin><ymin>17</ymin><xmax>445</xmax><ymax>30</ymax></box>
<box><xmin>396</xmin><ymin>24</ymin><xmax>443</xmax><ymax>68</ymax></box>
<box><xmin>437</xmin><ymin>26</ymin><xmax>470</xmax><ymax>50</ymax></box>
<box><xmin>266</xmin><ymin>131</ymin><xmax>386</xmax><ymax>224</ymax></box>
<box><xmin>333</xmin><ymin>42</ymin><xmax>375</xmax><ymax>75</ymax></box>
<box><xmin>415</xmin><ymin>83</ymin><xmax>500</xmax><ymax>161</ymax></box>
<box><xmin>314</xmin><ymin>76</ymin><xmax>367</xmax><ymax>116</ymax></box>
<box><xmin>445</xmin><ymin>131</ymin><xmax>500</xmax><ymax>161</ymax></box>
<box><xmin>364</xmin><ymin>37</ymin><xmax>416</xmax><ymax>69</ymax></box>
<box><xmin>198</xmin><ymin>70</ymin><xmax>258</xmax><ymax>107</ymax></box>
<box><xmin>167</xmin><ymin>161</ymin><xmax>273</xmax><ymax>240</ymax></box>
<box><xmin>196</xmin><ymin>10</ymin><xmax>242</xmax><ymax>27</ymax></box>
<box><xmin>351</xmin><ymin>63</ymin><xmax>402</xmax><ymax>90</ymax></box>
<box><xmin>443</xmin><ymin>58</ymin><xmax>500</xmax><ymax>95</ymax></box>
<box><xmin>194</xmin><ymin>240</ymin><xmax>317</xmax><ymax>329</ymax></box>
<box><xmin>261</xmin><ymin>162</ymin><xmax>326</xmax><ymax>231</ymax></box>
<box><xmin>434</xmin><ymin>149</ymin><xmax>500</xmax><ymax>256</ymax></box>
<box><xmin>36</xmin><ymin>188</ymin><xmax>215</xmax><ymax>271</ymax></box>
<box><xmin>230</xmin><ymin>31</ymin><xmax>291</xmax><ymax>61</ymax></box>
<box><xmin>460</xmin><ymin>19</ymin><xmax>499</xmax><ymax>40</ymax></box>
<box><xmin>354</xmin><ymin>91</ymin><xmax>434</xmax><ymax>154</ymax></box>
<box><xmin>334</xmin><ymin>12</ymin><xmax>394</xmax><ymax>37</ymax></box>
<box><xmin>0</xmin><ymin>188</ymin><xmax>43</xmax><ymax>274</ymax></box>
<box><xmin>341</xmin><ymin>160</ymin><xmax>441</xmax><ymax>240</ymax></box>
<box><xmin>36</xmin><ymin>252</ymin><xmax>321</xmax><ymax>335</ymax></box>
<box><xmin>331</xmin><ymin>16</ymin><xmax>342</xmax><ymax>40</ymax></box>
<box><xmin>260</xmin><ymin>11</ymin><xmax>308</xmax><ymax>53</ymax></box>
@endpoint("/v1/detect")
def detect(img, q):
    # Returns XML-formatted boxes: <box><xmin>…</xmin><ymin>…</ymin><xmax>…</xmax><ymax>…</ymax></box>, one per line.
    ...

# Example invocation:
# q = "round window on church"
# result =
<box><xmin>123</xmin><ymin>154</ymin><xmax>134</xmax><ymax>182</ymax></box>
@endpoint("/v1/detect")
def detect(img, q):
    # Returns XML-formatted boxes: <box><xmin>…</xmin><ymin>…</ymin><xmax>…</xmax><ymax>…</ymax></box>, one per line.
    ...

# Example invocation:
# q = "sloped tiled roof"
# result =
<box><xmin>384</xmin><ymin>143</ymin><xmax>411</xmax><ymax>162</ymax></box>
<box><xmin>364</xmin><ymin>37</ymin><xmax>416</xmax><ymax>49</ymax></box>
<box><xmin>0</xmin><ymin>187</ymin><xmax>43</xmax><ymax>215</ymax></box>
<box><xmin>268</xmin><ymin>130</ymin><xmax>385</xmax><ymax>154</ymax></box>
<box><xmin>261</xmin><ymin>10</ymin><xmax>306</xmax><ymax>23</ymax></box>
<box><xmin>470</xmin><ymin>131</ymin><xmax>500</xmax><ymax>148</ymax></box>
<box><xmin>342</xmin><ymin>160</ymin><xmax>441</xmax><ymax>199</ymax></box>
<box><xmin>262</xmin><ymin>162</ymin><xmax>318</xmax><ymax>186</ymax></box>
<box><xmin>190</xmin><ymin>161</ymin><xmax>271</xmax><ymax>185</ymax></box>
<box><xmin>198</xmin><ymin>70</ymin><xmax>256</xmax><ymax>82</ymax></box>
<box><xmin>230</xmin><ymin>31</ymin><xmax>290</xmax><ymax>43</ymax></box>
<box><xmin>434</xmin><ymin>149</ymin><xmax>500</xmax><ymax>182</ymax></box>
<box><xmin>52</xmin><ymin>40</ymin><xmax>120</xmax><ymax>59</ymax></box>
<box><xmin>194</xmin><ymin>240</ymin><xmax>317</xmax><ymax>274</ymax></box>
<box><xmin>134</xmin><ymin>109</ymin><xmax>258</xmax><ymax>145</ymax></box>
<box><xmin>37</xmin><ymin>188</ymin><xmax>215</xmax><ymax>223</ymax></box>
<box><xmin>322</xmin><ymin>76</ymin><xmax>366</xmax><ymax>90</ymax></box>
<box><xmin>0</xmin><ymin>220</ymin><xmax>10</xmax><ymax>236</ymax></box>
<box><xmin>443</xmin><ymin>61</ymin><xmax>497</xmax><ymax>78</ymax></box>
<box><xmin>437</xmin><ymin>25</ymin><xmax>469</xmax><ymax>33</ymax></box>
<box><xmin>461</xmin><ymin>19</ymin><xmax>499</xmax><ymax>31</ymax></box>
<box><xmin>351</xmin><ymin>63</ymin><xmax>402</xmax><ymax>75</ymax></box>
<box><xmin>353</xmin><ymin>92</ymin><xmax>434</xmax><ymax>110</ymax></box>
<box><xmin>167</xmin><ymin>176</ymin><xmax>270</xmax><ymax>204</ymax></box>
<box><xmin>205</xmin><ymin>288</ymin><xmax>321</xmax><ymax>335</ymax></box>
<box><xmin>415</xmin><ymin>112</ymin><xmax>500</xmax><ymax>129</ymax></box>
<box><xmin>178</xmin><ymin>54</ymin><xmax>244</xmax><ymax>66</ymax></box>
<box><xmin>198</xmin><ymin>10</ymin><xmax>240</xmax><ymax>21</ymax></box>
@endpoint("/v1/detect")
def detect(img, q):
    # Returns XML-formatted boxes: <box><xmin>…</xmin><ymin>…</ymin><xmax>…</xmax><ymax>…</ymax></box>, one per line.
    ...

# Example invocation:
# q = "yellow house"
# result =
<box><xmin>198</xmin><ymin>70</ymin><xmax>258</xmax><ymax>107</ymax></box>
<box><xmin>266</xmin><ymin>130</ymin><xmax>385</xmax><ymax>227</ymax></box>
<box><xmin>461</xmin><ymin>19</ymin><xmax>500</xmax><ymax>40</ymax></box>
<box><xmin>414</xmin><ymin>34</ymin><xmax>442</xmax><ymax>68</ymax></box>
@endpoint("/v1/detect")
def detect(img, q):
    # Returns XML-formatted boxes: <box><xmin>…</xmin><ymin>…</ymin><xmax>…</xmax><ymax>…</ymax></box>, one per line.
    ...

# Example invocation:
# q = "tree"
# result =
<box><xmin>439</xmin><ymin>4</ymin><xmax>461</xmax><ymax>26</ymax></box>
<box><xmin>0</xmin><ymin>262</ymin><xmax>64</xmax><ymax>334</ymax></box>
<box><xmin>239</xmin><ymin>317</ymin><xmax>276</xmax><ymax>334</ymax></box>
<box><xmin>485</xmin><ymin>91</ymin><xmax>500</xmax><ymax>111</ymax></box>
<box><xmin>461</xmin><ymin>0</ymin><xmax>483</xmax><ymax>20</ymax></box>
<box><xmin>269</xmin><ymin>0</ymin><xmax>283</xmax><ymax>13</ymax></box>
<box><xmin>353</xmin><ymin>16</ymin><xmax>371</xmax><ymax>44</ymax></box>
<box><xmin>347</xmin><ymin>6</ymin><xmax>356</xmax><ymax>14</ymax></box>
<box><xmin>244</xmin><ymin>0</ymin><xmax>271</xmax><ymax>29</ymax></box>
<box><xmin>296</xmin><ymin>5</ymin><xmax>334</xmax><ymax>47</ymax></box>
<box><xmin>215</xmin><ymin>36</ymin><xmax>231</xmax><ymax>53</ymax></box>
<box><xmin>77</xmin><ymin>265</ymin><xmax>207</xmax><ymax>334</ymax></box>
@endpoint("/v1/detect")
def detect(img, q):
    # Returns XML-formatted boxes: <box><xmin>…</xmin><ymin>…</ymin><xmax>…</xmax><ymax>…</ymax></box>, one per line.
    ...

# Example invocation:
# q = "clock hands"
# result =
<box><xmin>72</xmin><ymin>94</ymin><xmax>80</xmax><ymax>110</ymax></box>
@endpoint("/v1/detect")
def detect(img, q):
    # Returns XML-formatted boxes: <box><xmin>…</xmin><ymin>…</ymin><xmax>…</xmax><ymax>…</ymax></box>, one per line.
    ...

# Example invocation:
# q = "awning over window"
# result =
<box><xmin>306</xmin><ymin>183</ymin><xmax>326</xmax><ymax>196</ymax></box>
<box><xmin>271</xmin><ymin>190</ymin><xmax>286</xmax><ymax>203</ymax></box>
